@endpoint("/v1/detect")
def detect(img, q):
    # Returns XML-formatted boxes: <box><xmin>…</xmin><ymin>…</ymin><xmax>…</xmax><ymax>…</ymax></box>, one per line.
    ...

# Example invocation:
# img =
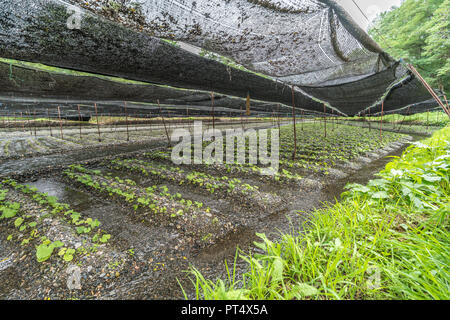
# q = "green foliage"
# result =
<box><xmin>36</xmin><ymin>240</ymin><xmax>64</xmax><ymax>263</ymax></box>
<box><xmin>187</xmin><ymin>125</ymin><xmax>450</xmax><ymax>300</ymax></box>
<box><xmin>369</xmin><ymin>0</ymin><xmax>449</xmax><ymax>91</ymax></box>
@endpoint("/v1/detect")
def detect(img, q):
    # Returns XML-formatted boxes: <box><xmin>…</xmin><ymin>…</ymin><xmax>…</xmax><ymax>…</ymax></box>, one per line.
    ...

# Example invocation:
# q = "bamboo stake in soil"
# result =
<box><xmin>33</xmin><ymin>109</ymin><xmax>37</xmax><ymax>136</ymax></box>
<box><xmin>301</xmin><ymin>109</ymin><xmax>304</xmax><ymax>131</ymax></box>
<box><xmin>94</xmin><ymin>103</ymin><xmax>101</xmax><ymax>142</ymax></box>
<box><xmin>47</xmin><ymin>108</ymin><xmax>52</xmax><ymax>137</ymax></box>
<box><xmin>379</xmin><ymin>101</ymin><xmax>384</xmax><ymax>142</ymax></box>
<box><xmin>77</xmin><ymin>105</ymin><xmax>82</xmax><ymax>139</ymax></box>
<box><xmin>158</xmin><ymin>99</ymin><xmax>171</xmax><ymax>147</ymax></box>
<box><xmin>124</xmin><ymin>102</ymin><xmax>129</xmax><ymax>142</ymax></box>
<box><xmin>57</xmin><ymin>106</ymin><xmax>63</xmax><ymax>139</ymax></box>
<box><xmin>240</xmin><ymin>104</ymin><xmax>244</xmax><ymax>130</ymax></box>
<box><xmin>20</xmin><ymin>112</ymin><xmax>25</xmax><ymax>132</ymax></box>
<box><xmin>291</xmin><ymin>86</ymin><xmax>297</xmax><ymax>161</ymax></box>
<box><xmin>211</xmin><ymin>92</ymin><xmax>215</xmax><ymax>130</ymax></box>
<box><xmin>26</xmin><ymin>110</ymin><xmax>32</xmax><ymax>136</ymax></box>
<box><xmin>277</xmin><ymin>104</ymin><xmax>281</xmax><ymax>131</ymax></box>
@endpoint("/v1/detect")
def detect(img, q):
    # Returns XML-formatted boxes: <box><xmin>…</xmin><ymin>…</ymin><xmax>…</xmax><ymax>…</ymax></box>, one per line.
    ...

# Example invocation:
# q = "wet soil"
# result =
<box><xmin>0</xmin><ymin>124</ymin><xmax>428</xmax><ymax>299</ymax></box>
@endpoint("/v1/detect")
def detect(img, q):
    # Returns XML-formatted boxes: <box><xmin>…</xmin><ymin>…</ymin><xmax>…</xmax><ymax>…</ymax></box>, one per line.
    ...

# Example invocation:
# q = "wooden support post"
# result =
<box><xmin>277</xmin><ymin>104</ymin><xmax>281</xmax><ymax>131</ymax></box>
<box><xmin>301</xmin><ymin>110</ymin><xmax>304</xmax><ymax>131</ymax></box>
<box><xmin>124</xmin><ymin>102</ymin><xmax>129</xmax><ymax>142</ymax></box>
<box><xmin>408</xmin><ymin>64</ymin><xmax>450</xmax><ymax>117</ymax></box>
<box><xmin>240</xmin><ymin>104</ymin><xmax>244</xmax><ymax>130</ymax></box>
<box><xmin>380</xmin><ymin>101</ymin><xmax>384</xmax><ymax>142</ymax></box>
<box><xmin>57</xmin><ymin>106</ymin><xmax>63</xmax><ymax>139</ymax></box>
<box><xmin>33</xmin><ymin>109</ymin><xmax>37</xmax><ymax>136</ymax></box>
<box><xmin>291</xmin><ymin>86</ymin><xmax>297</xmax><ymax>161</ymax></box>
<box><xmin>47</xmin><ymin>108</ymin><xmax>52</xmax><ymax>137</ymax></box>
<box><xmin>94</xmin><ymin>103</ymin><xmax>101</xmax><ymax>142</ymax></box>
<box><xmin>323</xmin><ymin>104</ymin><xmax>327</xmax><ymax>138</ymax></box>
<box><xmin>26</xmin><ymin>110</ymin><xmax>32</xmax><ymax>135</ymax></box>
<box><xmin>20</xmin><ymin>112</ymin><xmax>25</xmax><ymax>132</ymax></box>
<box><xmin>77</xmin><ymin>105</ymin><xmax>82</xmax><ymax>139</ymax></box>
<box><xmin>158</xmin><ymin>99</ymin><xmax>171</xmax><ymax>147</ymax></box>
<box><xmin>211</xmin><ymin>92</ymin><xmax>215</xmax><ymax>130</ymax></box>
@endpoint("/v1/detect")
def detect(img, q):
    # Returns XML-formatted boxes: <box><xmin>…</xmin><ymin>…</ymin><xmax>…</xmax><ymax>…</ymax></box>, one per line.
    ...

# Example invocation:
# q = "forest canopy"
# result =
<box><xmin>369</xmin><ymin>0</ymin><xmax>449</xmax><ymax>93</ymax></box>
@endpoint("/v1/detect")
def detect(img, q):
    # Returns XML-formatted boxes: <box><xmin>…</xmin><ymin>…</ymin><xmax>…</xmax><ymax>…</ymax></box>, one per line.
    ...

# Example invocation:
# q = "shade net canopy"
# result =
<box><xmin>0</xmin><ymin>0</ymin><xmax>440</xmax><ymax>116</ymax></box>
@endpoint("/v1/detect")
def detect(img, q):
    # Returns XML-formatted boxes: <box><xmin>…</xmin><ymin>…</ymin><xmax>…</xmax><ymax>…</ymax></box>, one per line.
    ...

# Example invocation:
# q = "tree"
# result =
<box><xmin>369</xmin><ymin>0</ymin><xmax>449</xmax><ymax>92</ymax></box>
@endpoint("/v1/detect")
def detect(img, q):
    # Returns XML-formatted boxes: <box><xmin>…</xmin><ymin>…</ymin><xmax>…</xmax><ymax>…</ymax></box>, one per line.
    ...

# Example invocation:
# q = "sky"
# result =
<box><xmin>339</xmin><ymin>0</ymin><xmax>404</xmax><ymax>30</ymax></box>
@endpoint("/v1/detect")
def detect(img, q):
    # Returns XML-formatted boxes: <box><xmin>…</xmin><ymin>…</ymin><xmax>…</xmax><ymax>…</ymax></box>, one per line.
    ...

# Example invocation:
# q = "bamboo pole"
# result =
<box><xmin>379</xmin><ymin>101</ymin><xmax>384</xmax><ymax>142</ymax></box>
<box><xmin>124</xmin><ymin>102</ymin><xmax>129</xmax><ymax>142</ymax></box>
<box><xmin>277</xmin><ymin>104</ymin><xmax>281</xmax><ymax>131</ymax></box>
<box><xmin>77</xmin><ymin>105</ymin><xmax>82</xmax><ymax>139</ymax></box>
<box><xmin>407</xmin><ymin>64</ymin><xmax>450</xmax><ymax>117</ymax></box>
<box><xmin>158</xmin><ymin>99</ymin><xmax>171</xmax><ymax>147</ymax></box>
<box><xmin>211</xmin><ymin>92</ymin><xmax>215</xmax><ymax>130</ymax></box>
<box><xmin>20</xmin><ymin>112</ymin><xmax>25</xmax><ymax>132</ymax></box>
<box><xmin>291</xmin><ymin>86</ymin><xmax>297</xmax><ymax>161</ymax></box>
<box><xmin>94</xmin><ymin>103</ymin><xmax>101</xmax><ymax>142</ymax></box>
<box><xmin>57</xmin><ymin>106</ymin><xmax>63</xmax><ymax>139</ymax></box>
<box><xmin>47</xmin><ymin>108</ymin><xmax>52</xmax><ymax>137</ymax></box>
<box><xmin>33</xmin><ymin>109</ymin><xmax>37</xmax><ymax>136</ymax></box>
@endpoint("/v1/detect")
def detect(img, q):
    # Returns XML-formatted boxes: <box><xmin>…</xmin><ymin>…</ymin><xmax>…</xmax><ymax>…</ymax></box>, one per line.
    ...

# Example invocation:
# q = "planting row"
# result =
<box><xmin>63</xmin><ymin>164</ymin><xmax>234</xmax><ymax>244</ymax></box>
<box><xmin>109</xmin><ymin>159</ymin><xmax>283</xmax><ymax>212</ymax></box>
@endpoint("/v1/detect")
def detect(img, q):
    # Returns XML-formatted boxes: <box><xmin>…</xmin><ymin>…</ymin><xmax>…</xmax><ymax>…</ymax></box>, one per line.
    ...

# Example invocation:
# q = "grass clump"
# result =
<box><xmin>187</xmin><ymin>125</ymin><xmax>450</xmax><ymax>300</ymax></box>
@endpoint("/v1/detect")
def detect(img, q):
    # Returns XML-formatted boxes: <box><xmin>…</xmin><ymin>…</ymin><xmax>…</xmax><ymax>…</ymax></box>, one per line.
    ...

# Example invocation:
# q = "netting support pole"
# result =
<box><xmin>32</xmin><ymin>110</ymin><xmax>37</xmax><ymax>136</ymax></box>
<box><xmin>25</xmin><ymin>110</ymin><xmax>31</xmax><ymax>135</ymax></box>
<box><xmin>77</xmin><ymin>105</ymin><xmax>82</xmax><ymax>139</ymax></box>
<box><xmin>323</xmin><ymin>104</ymin><xmax>327</xmax><ymax>138</ymax></box>
<box><xmin>94</xmin><ymin>103</ymin><xmax>101</xmax><ymax>142</ymax></box>
<box><xmin>407</xmin><ymin>64</ymin><xmax>450</xmax><ymax>117</ymax></box>
<box><xmin>57</xmin><ymin>106</ymin><xmax>63</xmax><ymax>140</ymax></box>
<box><xmin>331</xmin><ymin>109</ymin><xmax>334</xmax><ymax>131</ymax></box>
<box><xmin>124</xmin><ymin>102</ymin><xmax>129</xmax><ymax>142</ymax></box>
<box><xmin>211</xmin><ymin>92</ymin><xmax>215</xmax><ymax>130</ymax></box>
<box><xmin>158</xmin><ymin>99</ymin><xmax>171</xmax><ymax>148</ymax></box>
<box><xmin>379</xmin><ymin>101</ymin><xmax>384</xmax><ymax>142</ymax></box>
<box><xmin>291</xmin><ymin>86</ymin><xmax>297</xmax><ymax>161</ymax></box>
<box><xmin>240</xmin><ymin>104</ymin><xmax>244</xmax><ymax>130</ymax></box>
<box><xmin>47</xmin><ymin>108</ymin><xmax>52</xmax><ymax>137</ymax></box>
<box><xmin>277</xmin><ymin>104</ymin><xmax>281</xmax><ymax>131</ymax></box>
<box><xmin>20</xmin><ymin>112</ymin><xmax>24</xmax><ymax>132</ymax></box>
